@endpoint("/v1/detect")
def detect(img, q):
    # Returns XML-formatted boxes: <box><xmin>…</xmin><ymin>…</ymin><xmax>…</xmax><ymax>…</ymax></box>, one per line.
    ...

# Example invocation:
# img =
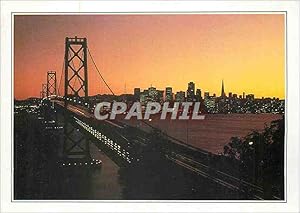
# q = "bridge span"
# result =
<box><xmin>40</xmin><ymin>98</ymin><xmax>275</xmax><ymax>200</ymax></box>
<box><xmin>36</xmin><ymin>36</ymin><xmax>279</xmax><ymax>200</ymax></box>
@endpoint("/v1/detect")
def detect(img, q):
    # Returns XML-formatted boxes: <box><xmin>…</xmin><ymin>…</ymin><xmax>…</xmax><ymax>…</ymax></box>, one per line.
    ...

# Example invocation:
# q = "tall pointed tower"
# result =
<box><xmin>221</xmin><ymin>79</ymin><xmax>225</xmax><ymax>98</ymax></box>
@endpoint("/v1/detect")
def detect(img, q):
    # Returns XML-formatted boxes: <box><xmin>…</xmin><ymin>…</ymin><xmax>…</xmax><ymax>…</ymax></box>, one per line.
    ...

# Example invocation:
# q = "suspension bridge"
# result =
<box><xmin>38</xmin><ymin>36</ymin><xmax>277</xmax><ymax>200</ymax></box>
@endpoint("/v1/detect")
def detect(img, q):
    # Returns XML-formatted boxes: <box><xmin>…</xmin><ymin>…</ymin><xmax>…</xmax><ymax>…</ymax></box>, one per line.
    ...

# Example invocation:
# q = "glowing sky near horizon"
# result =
<box><xmin>14</xmin><ymin>14</ymin><xmax>285</xmax><ymax>100</ymax></box>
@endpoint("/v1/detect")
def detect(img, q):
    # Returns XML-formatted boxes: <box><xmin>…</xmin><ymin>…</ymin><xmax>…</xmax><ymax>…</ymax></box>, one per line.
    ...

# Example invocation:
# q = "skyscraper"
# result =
<box><xmin>204</xmin><ymin>96</ymin><xmax>216</xmax><ymax>113</ymax></box>
<box><xmin>148</xmin><ymin>86</ymin><xmax>157</xmax><ymax>102</ymax></box>
<box><xmin>134</xmin><ymin>88</ymin><xmax>140</xmax><ymax>100</ymax></box>
<box><xmin>196</xmin><ymin>89</ymin><xmax>202</xmax><ymax>101</ymax></box>
<box><xmin>140</xmin><ymin>89</ymin><xmax>149</xmax><ymax>105</ymax></box>
<box><xmin>165</xmin><ymin>87</ymin><xmax>173</xmax><ymax>102</ymax></box>
<box><xmin>221</xmin><ymin>80</ymin><xmax>226</xmax><ymax>98</ymax></box>
<box><xmin>246</xmin><ymin>94</ymin><xmax>255</xmax><ymax>100</ymax></box>
<box><xmin>157</xmin><ymin>90</ymin><xmax>164</xmax><ymax>104</ymax></box>
<box><xmin>187</xmin><ymin>82</ymin><xmax>195</xmax><ymax>102</ymax></box>
<box><xmin>175</xmin><ymin>91</ymin><xmax>185</xmax><ymax>103</ymax></box>
<box><xmin>204</xmin><ymin>92</ymin><xmax>210</xmax><ymax>99</ymax></box>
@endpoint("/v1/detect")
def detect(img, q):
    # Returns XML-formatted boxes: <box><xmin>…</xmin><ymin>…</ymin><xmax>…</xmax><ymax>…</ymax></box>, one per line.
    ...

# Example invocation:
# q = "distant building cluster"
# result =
<box><xmin>14</xmin><ymin>98</ymin><xmax>40</xmax><ymax>114</ymax></box>
<box><xmin>137</xmin><ymin>86</ymin><xmax>164</xmax><ymax>105</ymax></box>
<box><xmin>135</xmin><ymin>82</ymin><xmax>202</xmax><ymax>105</ymax></box>
<box><xmin>132</xmin><ymin>80</ymin><xmax>285</xmax><ymax>114</ymax></box>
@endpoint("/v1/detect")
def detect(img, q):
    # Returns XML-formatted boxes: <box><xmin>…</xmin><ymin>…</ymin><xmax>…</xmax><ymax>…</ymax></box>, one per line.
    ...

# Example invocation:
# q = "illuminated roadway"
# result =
<box><xmin>51</xmin><ymin>99</ymin><xmax>279</xmax><ymax>200</ymax></box>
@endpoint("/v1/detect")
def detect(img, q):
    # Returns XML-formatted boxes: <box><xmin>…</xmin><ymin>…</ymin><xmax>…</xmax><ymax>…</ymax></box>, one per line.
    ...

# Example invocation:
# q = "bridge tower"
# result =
<box><xmin>62</xmin><ymin>36</ymin><xmax>91</xmax><ymax>163</ymax></box>
<box><xmin>41</xmin><ymin>83</ymin><xmax>47</xmax><ymax>98</ymax></box>
<box><xmin>47</xmin><ymin>71</ymin><xmax>57</xmax><ymax>97</ymax></box>
<box><xmin>64</xmin><ymin>36</ymin><xmax>88</xmax><ymax>99</ymax></box>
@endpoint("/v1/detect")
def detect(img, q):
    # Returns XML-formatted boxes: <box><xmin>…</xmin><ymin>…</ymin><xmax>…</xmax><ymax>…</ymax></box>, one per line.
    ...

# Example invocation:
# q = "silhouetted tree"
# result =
<box><xmin>223</xmin><ymin>116</ymin><xmax>284</xmax><ymax>199</ymax></box>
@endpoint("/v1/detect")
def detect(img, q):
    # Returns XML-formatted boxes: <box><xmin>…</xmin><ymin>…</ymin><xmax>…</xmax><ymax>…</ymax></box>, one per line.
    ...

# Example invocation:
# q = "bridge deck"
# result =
<box><xmin>51</xmin><ymin>100</ymin><xmax>279</xmax><ymax>200</ymax></box>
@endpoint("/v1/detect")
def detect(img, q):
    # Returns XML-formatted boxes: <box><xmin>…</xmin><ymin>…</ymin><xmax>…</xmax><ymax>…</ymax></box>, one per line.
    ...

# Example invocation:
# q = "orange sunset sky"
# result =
<box><xmin>14</xmin><ymin>14</ymin><xmax>285</xmax><ymax>100</ymax></box>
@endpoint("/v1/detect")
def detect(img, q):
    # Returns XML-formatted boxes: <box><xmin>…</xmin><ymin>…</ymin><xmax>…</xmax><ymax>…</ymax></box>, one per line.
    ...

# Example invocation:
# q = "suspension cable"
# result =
<box><xmin>87</xmin><ymin>47</ymin><xmax>115</xmax><ymax>96</ymax></box>
<box><xmin>87</xmin><ymin>46</ymin><xmax>156</xmax><ymax>130</ymax></box>
<box><xmin>58</xmin><ymin>55</ymin><xmax>65</xmax><ymax>96</ymax></box>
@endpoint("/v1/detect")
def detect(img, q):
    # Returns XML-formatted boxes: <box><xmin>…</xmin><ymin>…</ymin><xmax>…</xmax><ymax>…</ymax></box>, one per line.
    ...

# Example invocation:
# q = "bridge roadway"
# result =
<box><xmin>52</xmin><ymin>99</ymin><xmax>278</xmax><ymax>200</ymax></box>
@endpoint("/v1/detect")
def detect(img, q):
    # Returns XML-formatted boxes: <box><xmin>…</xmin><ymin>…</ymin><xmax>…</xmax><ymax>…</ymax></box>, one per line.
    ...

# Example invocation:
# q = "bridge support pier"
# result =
<box><xmin>60</xmin><ymin>110</ymin><xmax>100</xmax><ymax>168</ymax></box>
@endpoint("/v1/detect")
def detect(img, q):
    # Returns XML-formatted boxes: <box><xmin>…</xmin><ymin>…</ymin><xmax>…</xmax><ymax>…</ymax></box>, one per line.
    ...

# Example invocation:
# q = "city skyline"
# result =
<box><xmin>14</xmin><ymin>14</ymin><xmax>285</xmax><ymax>99</ymax></box>
<box><xmin>132</xmin><ymin>79</ymin><xmax>283</xmax><ymax>100</ymax></box>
